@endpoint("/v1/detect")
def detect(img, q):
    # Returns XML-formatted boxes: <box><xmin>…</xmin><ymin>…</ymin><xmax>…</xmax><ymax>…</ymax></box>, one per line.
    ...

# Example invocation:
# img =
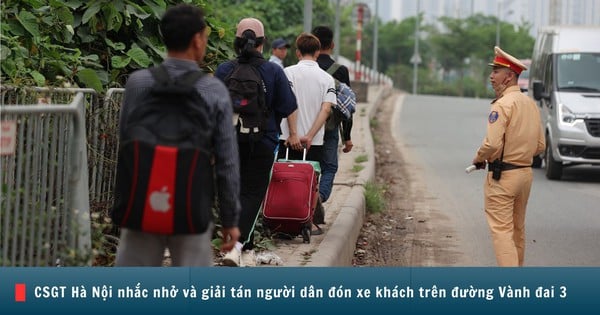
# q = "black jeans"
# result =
<box><xmin>239</xmin><ymin>140</ymin><xmax>275</xmax><ymax>250</ymax></box>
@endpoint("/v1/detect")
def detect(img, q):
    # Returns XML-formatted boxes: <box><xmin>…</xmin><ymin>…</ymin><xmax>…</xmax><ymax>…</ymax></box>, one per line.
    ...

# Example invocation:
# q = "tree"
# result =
<box><xmin>428</xmin><ymin>13</ymin><xmax>534</xmax><ymax>97</ymax></box>
<box><xmin>0</xmin><ymin>0</ymin><xmax>339</xmax><ymax>90</ymax></box>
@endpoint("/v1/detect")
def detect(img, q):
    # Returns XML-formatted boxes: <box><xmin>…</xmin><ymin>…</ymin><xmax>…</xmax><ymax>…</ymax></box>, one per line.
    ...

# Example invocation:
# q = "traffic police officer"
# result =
<box><xmin>472</xmin><ymin>46</ymin><xmax>545</xmax><ymax>267</ymax></box>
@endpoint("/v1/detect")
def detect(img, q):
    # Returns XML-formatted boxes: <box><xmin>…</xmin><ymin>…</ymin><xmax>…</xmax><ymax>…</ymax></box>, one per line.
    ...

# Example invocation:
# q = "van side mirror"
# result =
<box><xmin>532</xmin><ymin>81</ymin><xmax>548</xmax><ymax>100</ymax></box>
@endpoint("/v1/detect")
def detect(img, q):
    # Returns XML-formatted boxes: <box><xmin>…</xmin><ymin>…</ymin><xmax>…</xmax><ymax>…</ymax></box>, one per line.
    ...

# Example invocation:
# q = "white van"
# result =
<box><xmin>529</xmin><ymin>26</ymin><xmax>600</xmax><ymax>180</ymax></box>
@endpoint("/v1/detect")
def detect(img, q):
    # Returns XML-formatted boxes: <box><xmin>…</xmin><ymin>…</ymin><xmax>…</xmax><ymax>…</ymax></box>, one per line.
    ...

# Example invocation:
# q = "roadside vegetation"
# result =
<box><xmin>2</xmin><ymin>0</ymin><xmax>534</xmax><ymax>97</ymax></box>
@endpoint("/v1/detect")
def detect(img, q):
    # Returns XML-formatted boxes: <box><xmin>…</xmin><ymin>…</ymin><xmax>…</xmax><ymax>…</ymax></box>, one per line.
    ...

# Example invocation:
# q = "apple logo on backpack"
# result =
<box><xmin>149</xmin><ymin>186</ymin><xmax>171</xmax><ymax>212</ymax></box>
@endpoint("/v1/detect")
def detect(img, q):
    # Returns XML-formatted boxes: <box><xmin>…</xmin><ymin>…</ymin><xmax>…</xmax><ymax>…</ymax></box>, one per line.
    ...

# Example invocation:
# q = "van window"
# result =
<box><xmin>557</xmin><ymin>53</ymin><xmax>600</xmax><ymax>92</ymax></box>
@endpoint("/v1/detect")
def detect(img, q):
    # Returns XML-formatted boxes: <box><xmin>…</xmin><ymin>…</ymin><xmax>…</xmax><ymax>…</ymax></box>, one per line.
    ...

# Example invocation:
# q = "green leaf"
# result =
<box><xmin>82</xmin><ymin>2</ymin><xmax>101</xmax><ymax>24</ymax></box>
<box><xmin>141</xmin><ymin>0</ymin><xmax>166</xmax><ymax>18</ymax></box>
<box><xmin>76</xmin><ymin>26</ymin><xmax>95</xmax><ymax>43</ymax></box>
<box><xmin>76</xmin><ymin>68</ymin><xmax>103</xmax><ymax>91</ymax></box>
<box><xmin>6</xmin><ymin>19</ymin><xmax>25</xmax><ymax>36</ymax></box>
<box><xmin>82</xmin><ymin>54</ymin><xmax>99</xmax><ymax>62</ymax></box>
<box><xmin>111</xmin><ymin>55</ymin><xmax>131</xmax><ymax>69</ymax></box>
<box><xmin>127</xmin><ymin>47</ymin><xmax>151</xmax><ymax>67</ymax></box>
<box><xmin>0</xmin><ymin>45</ymin><xmax>11</xmax><ymax>61</ymax></box>
<box><xmin>41</xmin><ymin>15</ymin><xmax>54</xmax><ymax>26</ymax></box>
<box><xmin>17</xmin><ymin>10</ymin><xmax>40</xmax><ymax>37</ymax></box>
<box><xmin>125</xmin><ymin>4</ymin><xmax>150</xmax><ymax>20</ymax></box>
<box><xmin>104</xmin><ymin>5</ymin><xmax>121</xmax><ymax>32</ymax></box>
<box><xmin>105</xmin><ymin>38</ymin><xmax>126</xmax><ymax>51</ymax></box>
<box><xmin>58</xmin><ymin>0</ymin><xmax>85</xmax><ymax>10</ymax></box>
<box><xmin>56</xmin><ymin>7</ymin><xmax>75</xmax><ymax>25</ymax></box>
<box><xmin>30</xmin><ymin>70</ymin><xmax>46</xmax><ymax>86</ymax></box>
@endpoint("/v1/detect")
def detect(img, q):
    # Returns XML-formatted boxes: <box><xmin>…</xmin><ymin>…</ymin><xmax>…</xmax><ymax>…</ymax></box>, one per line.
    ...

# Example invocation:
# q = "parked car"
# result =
<box><xmin>529</xmin><ymin>26</ymin><xmax>600</xmax><ymax>180</ymax></box>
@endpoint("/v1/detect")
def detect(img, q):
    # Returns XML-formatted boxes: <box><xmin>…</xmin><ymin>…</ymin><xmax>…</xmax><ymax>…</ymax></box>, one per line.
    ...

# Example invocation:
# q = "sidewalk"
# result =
<box><xmin>262</xmin><ymin>84</ymin><xmax>391</xmax><ymax>266</ymax></box>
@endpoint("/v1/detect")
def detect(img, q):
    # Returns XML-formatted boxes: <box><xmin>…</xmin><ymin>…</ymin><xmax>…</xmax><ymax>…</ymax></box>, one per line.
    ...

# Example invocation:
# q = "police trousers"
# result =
<box><xmin>484</xmin><ymin>167</ymin><xmax>533</xmax><ymax>267</ymax></box>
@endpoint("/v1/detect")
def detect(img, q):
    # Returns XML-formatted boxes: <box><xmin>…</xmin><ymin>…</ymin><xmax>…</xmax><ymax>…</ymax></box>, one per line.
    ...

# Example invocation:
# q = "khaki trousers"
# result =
<box><xmin>484</xmin><ymin>168</ymin><xmax>533</xmax><ymax>267</ymax></box>
<box><xmin>115</xmin><ymin>223</ymin><xmax>214</xmax><ymax>266</ymax></box>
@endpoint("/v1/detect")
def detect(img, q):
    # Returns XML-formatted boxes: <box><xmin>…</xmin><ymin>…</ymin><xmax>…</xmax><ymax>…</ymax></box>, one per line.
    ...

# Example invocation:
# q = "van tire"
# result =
<box><xmin>545</xmin><ymin>137</ymin><xmax>563</xmax><ymax>180</ymax></box>
<box><xmin>532</xmin><ymin>155</ymin><xmax>543</xmax><ymax>168</ymax></box>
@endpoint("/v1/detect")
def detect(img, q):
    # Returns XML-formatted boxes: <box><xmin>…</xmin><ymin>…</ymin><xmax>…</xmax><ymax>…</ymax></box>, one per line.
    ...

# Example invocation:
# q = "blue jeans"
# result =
<box><xmin>319</xmin><ymin>125</ymin><xmax>339</xmax><ymax>202</ymax></box>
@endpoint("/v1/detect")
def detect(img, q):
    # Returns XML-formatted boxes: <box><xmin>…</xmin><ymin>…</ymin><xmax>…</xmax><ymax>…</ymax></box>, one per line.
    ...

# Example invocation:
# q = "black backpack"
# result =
<box><xmin>112</xmin><ymin>65</ymin><xmax>215</xmax><ymax>235</ymax></box>
<box><xmin>224</xmin><ymin>58</ymin><xmax>268</xmax><ymax>142</ymax></box>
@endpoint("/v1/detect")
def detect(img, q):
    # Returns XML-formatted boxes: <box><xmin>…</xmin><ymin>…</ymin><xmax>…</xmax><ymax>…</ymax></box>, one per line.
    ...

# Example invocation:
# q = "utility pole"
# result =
<box><xmin>372</xmin><ymin>0</ymin><xmax>379</xmax><ymax>80</ymax></box>
<box><xmin>495</xmin><ymin>1</ymin><xmax>501</xmax><ymax>47</ymax></box>
<box><xmin>334</xmin><ymin>0</ymin><xmax>340</xmax><ymax>60</ymax></box>
<box><xmin>411</xmin><ymin>0</ymin><xmax>420</xmax><ymax>94</ymax></box>
<box><xmin>304</xmin><ymin>0</ymin><xmax>313</xmax><ymax>33</ymax></box>
<box><xmin>355</xmin><ymin>4</ymin><xmax>364</xmax><ymax>81</ymax></box>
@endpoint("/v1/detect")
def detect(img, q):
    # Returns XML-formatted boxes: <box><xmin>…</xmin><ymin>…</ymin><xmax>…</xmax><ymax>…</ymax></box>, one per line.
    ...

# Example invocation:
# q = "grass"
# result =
<box><xmin>364</xmin><ymin>181</ymin><xmax>385</xmax><ymax>214</ymax></box>
<box><xmin>352</xmin><ymin>164</ymin><xmax>365</xmax><ymax>172</ymax></box>
<box><xmin>370</xmin><ymin>117</ymin><xmax>379</xmax><ymax>128</ymax></box>
<box><xmin>354</xmin><ymin>155</ymin><xmax>368</xmax><ymax>163</ymax></box>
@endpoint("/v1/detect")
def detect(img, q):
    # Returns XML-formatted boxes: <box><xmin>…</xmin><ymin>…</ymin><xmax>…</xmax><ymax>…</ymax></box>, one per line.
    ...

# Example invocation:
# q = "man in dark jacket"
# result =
<box><xmin>311</xmin><ymin>26</ymin><xmax>354</xmax><ymax>227</ymax></box>
<box><xmin>215</xmin><ymin>18</ymin><xmax>299</xmax><ymax>267</ymax></box>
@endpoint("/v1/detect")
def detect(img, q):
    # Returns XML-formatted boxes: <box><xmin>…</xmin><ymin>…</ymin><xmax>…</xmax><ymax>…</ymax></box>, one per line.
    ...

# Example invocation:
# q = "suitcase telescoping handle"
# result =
<box><xmin>284</xmin><ymin>146</ymin><xmax>307</xmax><ymax>161</ymax></box>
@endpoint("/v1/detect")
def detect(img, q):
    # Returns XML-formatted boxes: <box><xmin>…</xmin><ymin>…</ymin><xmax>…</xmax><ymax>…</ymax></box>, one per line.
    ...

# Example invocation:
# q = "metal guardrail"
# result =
<box><xmin>1</xmin><ymin>92</ymin><xmax>91</xmax><ymax>266</ymax></box>
<box><xmin>1</xmin><ymin>87</ymin><xmax>123</xmax><ymax>208</ymax></box>
<box><xmin>87</xmin><ymin>88</ymin><xmax>123</xmax><ymax>210</ymax></box>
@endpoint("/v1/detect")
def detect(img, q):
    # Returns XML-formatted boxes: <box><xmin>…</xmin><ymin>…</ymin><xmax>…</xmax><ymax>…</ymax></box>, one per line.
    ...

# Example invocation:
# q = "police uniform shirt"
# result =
<box><xmin>475</xmin><ymin>85</ymin><xmax>545</xmax><ymax>166</ymax></box>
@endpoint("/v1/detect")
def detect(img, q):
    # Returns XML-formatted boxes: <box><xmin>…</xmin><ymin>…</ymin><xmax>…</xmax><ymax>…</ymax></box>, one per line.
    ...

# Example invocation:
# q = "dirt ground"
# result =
<box><xmin>352</xmin><ymin>90</ymin><xmax>460</xmax><ymax>267</ymax></box>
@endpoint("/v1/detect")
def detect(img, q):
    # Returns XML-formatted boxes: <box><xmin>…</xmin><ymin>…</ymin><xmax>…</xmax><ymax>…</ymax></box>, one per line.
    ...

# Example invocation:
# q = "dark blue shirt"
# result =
<box><xmin>215</xmin><ymin>56</ymin><xmax>298</xmax><ymax>151</ymax></box>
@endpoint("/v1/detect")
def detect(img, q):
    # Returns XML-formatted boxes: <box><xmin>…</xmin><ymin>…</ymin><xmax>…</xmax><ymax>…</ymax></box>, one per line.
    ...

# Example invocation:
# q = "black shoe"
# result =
<box><xmin>314</xmin><ymin>197</ymin><xmax>325</xmax><ymax>225</ymax></box>
<box><xmin>311</xmin><ymin>225</ymin><xmax>324</xmax><ymax>236</ymax></box>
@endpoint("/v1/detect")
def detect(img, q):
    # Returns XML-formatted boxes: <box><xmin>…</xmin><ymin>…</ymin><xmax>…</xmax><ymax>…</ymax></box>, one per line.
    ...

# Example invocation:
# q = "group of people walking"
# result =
<box><xmin>112</xmin><ymin>4</ymin><xmax>353</xmax><ymax>267</ymax></box>
<box><xmin>111</xmin><ymin>3</ymin><xmax>544</xmax><ymax>268</ymax></box>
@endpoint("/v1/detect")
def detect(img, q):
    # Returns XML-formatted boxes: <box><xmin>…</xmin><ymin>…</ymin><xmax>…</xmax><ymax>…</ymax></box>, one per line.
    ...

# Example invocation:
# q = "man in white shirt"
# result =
<box><xmin>280</xmin><ymin>33</ymin><xmax>335</xmax><ymax>158</ymax></box>
<box><xmin>279</xmin><ymin>33</ymin><xmax>335</xmax><ymax>235</ymax></box>
<box><xmin>268</xmin><ymin>38</ymin><xmax>290</xmax><ymax>68</ymax></box>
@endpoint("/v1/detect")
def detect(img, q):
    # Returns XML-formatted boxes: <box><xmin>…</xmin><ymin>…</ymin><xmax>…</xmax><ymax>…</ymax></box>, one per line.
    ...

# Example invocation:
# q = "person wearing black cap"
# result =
<box><xmin>472</xmin><ymin>46</ymin><xmax>545</xmax><ymax>267</ymax></box>
<box><xmin>269</xmin><ymin>38</ymin><xmax>290</xmax><ymax>68</ymax></box>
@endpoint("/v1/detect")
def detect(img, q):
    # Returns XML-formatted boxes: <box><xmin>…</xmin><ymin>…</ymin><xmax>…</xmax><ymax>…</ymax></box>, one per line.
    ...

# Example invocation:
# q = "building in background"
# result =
<box><xmin>374</xmin><ymin>0</ymin><xmax>600</xmax><ymax>37</ymax></box>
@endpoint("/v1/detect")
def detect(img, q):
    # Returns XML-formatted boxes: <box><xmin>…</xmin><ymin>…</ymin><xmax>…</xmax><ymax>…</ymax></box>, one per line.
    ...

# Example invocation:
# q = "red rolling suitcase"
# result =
<box><xmin>263</xmin><ymin>148</ymin><xmax>320</xmax><ymax>243</ymax></box>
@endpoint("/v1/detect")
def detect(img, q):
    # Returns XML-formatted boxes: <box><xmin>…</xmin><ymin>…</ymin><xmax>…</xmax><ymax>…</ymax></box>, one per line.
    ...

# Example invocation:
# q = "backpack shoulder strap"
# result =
<box><xmin>149</xmin><ymin>64</ymin><xmax>172</xmax><ymax>85</ymax></box>
<box><xmin>149</xmin><ymin>64</ymin><xmax>205</xmax><ymax>87</ymax></box>
<box><xmin>176</xmin><ymin>70</ymin><xmax>205</xmax><ymax>88</ymax></box>
<box><xmin>326</xmin><ymin>62</ymin><xmax>342</xmax><ymax>76</ymax></box>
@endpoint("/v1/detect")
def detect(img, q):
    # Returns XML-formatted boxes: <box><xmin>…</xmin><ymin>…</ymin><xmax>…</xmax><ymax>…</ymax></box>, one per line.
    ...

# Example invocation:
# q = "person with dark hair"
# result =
<box><xmin>279</xmin><ymin>33</ymin><xmax>337</xmax><ymax>235</ymax></box>
<box><xmin>215</xmin><ymin>18</ymin><xmax>300</xmax><ymax>267</ymax></box>
<box><xmin>311</xmin><ymin>26</ymin><xmax>354</xmax><ymax>225</ymax></box>
<box><xmin>269</xmin><ymin>38</ymin><xmax>290</xmax><ymax>68</ymax></box>
<box><xmin>114</xmin><ymin>4</ymin><xmax>241</xmax><ymax>266</ymax></box>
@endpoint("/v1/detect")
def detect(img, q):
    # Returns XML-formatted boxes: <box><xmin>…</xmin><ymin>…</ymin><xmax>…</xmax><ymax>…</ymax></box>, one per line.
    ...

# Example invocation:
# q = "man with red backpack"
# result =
<box><xmin>113</xmin><ymin>4</ymin><xmax>240</xmax><ymax>266</ymax></box>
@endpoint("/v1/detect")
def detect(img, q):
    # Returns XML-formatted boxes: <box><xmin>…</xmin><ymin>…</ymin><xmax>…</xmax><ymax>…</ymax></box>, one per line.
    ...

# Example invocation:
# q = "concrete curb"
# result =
<box><xmin>307</xmin><ymin>85</ymin><xmax>391</xmax><ymax>266</ymax></box>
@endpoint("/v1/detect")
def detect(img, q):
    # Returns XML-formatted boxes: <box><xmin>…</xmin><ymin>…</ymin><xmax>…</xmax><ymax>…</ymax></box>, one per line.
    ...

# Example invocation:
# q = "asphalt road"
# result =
<box><xmin>394</xmin><ymin>93</ymin><xmax>600</xmax><ymax>266</ymax></box>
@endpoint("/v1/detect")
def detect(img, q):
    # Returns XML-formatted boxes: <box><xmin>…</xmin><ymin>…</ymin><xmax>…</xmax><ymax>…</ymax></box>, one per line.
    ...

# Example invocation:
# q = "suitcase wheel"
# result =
<box><xmin>301</xmin><ymin>226</ymin><xmax>311</xmax><ymax>244</ymax></box>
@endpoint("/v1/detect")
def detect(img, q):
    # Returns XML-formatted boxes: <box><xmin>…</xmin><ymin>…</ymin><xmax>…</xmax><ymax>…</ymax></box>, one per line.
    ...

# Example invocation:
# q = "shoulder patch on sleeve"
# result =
<box><xmin>488</xmin><ymin>111</ymin><xmax>499</xmax><ymax>123</ymax></box>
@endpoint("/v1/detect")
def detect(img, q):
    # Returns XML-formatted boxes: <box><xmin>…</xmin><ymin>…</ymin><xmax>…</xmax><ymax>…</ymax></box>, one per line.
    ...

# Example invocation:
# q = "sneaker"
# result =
<box><xmin>222</xmin><ymin>248</ymin><xmax>241</xmax><ymax>267</ymax></box>
<box><xmin>241</xmin><ymin>250</ymin><xmax>257</xmax><ymax>267</ymax></box>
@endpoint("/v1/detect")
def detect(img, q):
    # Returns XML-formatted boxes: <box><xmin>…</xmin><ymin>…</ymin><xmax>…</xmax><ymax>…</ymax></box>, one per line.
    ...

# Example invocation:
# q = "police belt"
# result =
<box><xmin>488</xmin><ymin>162</ymin><xmax>531</xmax><ymax>172</ymax></box>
